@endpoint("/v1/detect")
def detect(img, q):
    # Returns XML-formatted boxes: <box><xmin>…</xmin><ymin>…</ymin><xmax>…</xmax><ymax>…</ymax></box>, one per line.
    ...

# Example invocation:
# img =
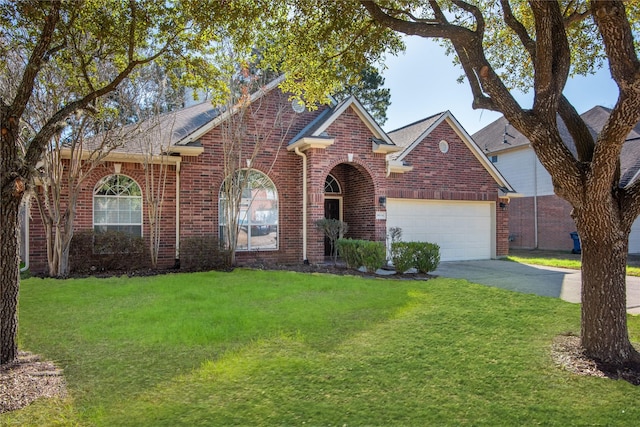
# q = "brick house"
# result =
<box><xmin>25</xmin><ymin>79</ymin><xmax>513</xmax><ymax>273</ymax></box>
<box><xmin>474</xmin><ymin>106</ymin><xmax>640</xmax><ymax>253</ymax></box>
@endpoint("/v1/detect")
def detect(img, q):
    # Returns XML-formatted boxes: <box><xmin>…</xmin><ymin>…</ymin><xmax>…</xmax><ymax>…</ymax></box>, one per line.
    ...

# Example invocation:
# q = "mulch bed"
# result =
<box><xmin>0</xmin><ymin>352</ymin><xmax>66</xmax><ymax>414</ymax></box>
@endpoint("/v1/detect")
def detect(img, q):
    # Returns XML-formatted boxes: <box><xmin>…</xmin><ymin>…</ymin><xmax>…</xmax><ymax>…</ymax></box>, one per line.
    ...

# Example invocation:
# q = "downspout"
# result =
<box><xmin>20</xmin><ymin>202</ymin><xmax>29</xmax><ymax>272</ymax></box>
<box><xmin>533</xmin><ymin>150</ymin><xmax>539</xmax><ymax>249</ymax></box>
<box><xmin>294</xmin><ymin>147</ymin><xmax>308</xmax><ymax>263</ymax></box>
<box><xmin>175</xmin><ymin>159</ymin><xmax>181</xmax><ymax>267</ymax></box>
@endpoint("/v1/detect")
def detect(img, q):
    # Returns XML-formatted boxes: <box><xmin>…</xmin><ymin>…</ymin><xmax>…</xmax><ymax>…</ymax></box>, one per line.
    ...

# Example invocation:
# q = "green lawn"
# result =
<box><xmin>506</xmin><ymin>252</ymin><xmax>640</xmax><ymax>276</ymax></box>
<box><xmin>4</xmin><ymin>269</ymin><xmax>640</xmax><ymax>426</ymax></box>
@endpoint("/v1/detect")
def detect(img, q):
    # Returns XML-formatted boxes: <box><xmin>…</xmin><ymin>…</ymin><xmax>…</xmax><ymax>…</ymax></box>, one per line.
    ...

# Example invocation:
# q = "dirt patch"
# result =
<box><xmin>0</xmin><ymin>352</ymin><xmax>67</xmax><ymax>413</ymax></box>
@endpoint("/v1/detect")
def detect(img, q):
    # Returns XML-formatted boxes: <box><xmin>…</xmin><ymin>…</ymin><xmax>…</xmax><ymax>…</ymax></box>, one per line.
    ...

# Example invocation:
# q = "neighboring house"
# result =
<box><xmin>474</xmin><ymin>106</ymin><xmax>640</xmax><ymax>253</ymax></box>
<box><xmin>26</xmin><ymin>78</ymin><xmax>514</xmax><ymax>273</ymax></box>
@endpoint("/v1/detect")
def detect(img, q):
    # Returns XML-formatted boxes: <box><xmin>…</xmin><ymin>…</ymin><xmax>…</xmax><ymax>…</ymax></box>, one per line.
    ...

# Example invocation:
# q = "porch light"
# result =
<box><xmin>499</xmin><ymin>202</ymin><xmax>507</xmax><ymax>210</ymax></box>
<box><xmin>379</xmin><ymin>196</ymin><xmax>386</xmax><ymax>207</ymax></box>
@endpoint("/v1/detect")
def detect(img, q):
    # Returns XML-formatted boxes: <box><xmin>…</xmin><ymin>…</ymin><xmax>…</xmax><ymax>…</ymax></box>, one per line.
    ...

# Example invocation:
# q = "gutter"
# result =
<box><xmin>175</xmin><ymin>160</ymin><xmax>181</xmax><ymax>265</ymax></box>
<box><xmin>293</xmin><ymin>147</ymin><xmax>308</xmax><ymax>263</ymax></box>
<box><xmin>20</xmin><ymin>203</ymin><xmax>29</xmax><ymax>272</ymax></box>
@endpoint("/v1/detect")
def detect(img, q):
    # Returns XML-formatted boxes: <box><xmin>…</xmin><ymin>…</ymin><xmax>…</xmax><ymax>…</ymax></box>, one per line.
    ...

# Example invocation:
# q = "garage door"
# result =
<box><xmin>386</xmin><ymin>199</ymin><xmax>494</xmax><ymax>261</ymax></box>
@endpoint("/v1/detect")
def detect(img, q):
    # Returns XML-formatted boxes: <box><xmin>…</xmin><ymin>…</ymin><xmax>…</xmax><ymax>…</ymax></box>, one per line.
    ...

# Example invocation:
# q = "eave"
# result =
<box><xmin>59</xmin><ymin>148</ymin><xmax>182</xmax><ymax>165</ymax></box>
<box><xmin>386</xmin><ymin>160</ymin><xmax>413</xmax><ymax>175</ymax></box>
<box><xmin>373</xmin><ymin>139</ymin><xmax>403</xmax><ymax>154</ymax></box>
<box><xmin>167</xmin><ymin>144</ymin><xmax>204</xmax><ymax>156</ymax></box>
<box><xmin>287</xmin><ymin>136</ymin><xmax>335</xmax><ymax>152</ymax></box>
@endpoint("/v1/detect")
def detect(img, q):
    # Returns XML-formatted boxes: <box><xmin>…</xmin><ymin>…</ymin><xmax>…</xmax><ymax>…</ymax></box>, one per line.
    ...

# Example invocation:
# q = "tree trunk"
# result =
<box><xmin>575</xmin><ymin>207</ymin><xmax>640</xmax><ymax>366</ymax></box>
<box><xmin>0</xmin><ymin>196</ymin><xmax>20</xmax><ymax>365</ymax></box>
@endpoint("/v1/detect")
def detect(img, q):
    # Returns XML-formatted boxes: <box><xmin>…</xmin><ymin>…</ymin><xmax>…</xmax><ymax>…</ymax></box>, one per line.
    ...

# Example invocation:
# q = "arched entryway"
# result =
<box><xmin>323</xmin><ymin>163</ymin><xmax>377</xmax><ymax>255</ymax></box>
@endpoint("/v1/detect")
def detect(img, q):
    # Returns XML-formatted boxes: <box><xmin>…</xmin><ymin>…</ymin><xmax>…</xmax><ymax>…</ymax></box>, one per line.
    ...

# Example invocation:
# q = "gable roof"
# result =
<box><xmin>387</xmin><ymin>110</ymin><xmax>514</xmax><ymax>192</ymax></box>
<box><xmin>474</xmin><ymin>106</ymin><xmax>640</xmax><ymax>187</ymax></box>
<box><xmin>288</xmin><ymin>95</ymin><xmax>397</xmax><ymax>150</ymax></box>
<box><xmin>387</xmin><ymin>113</ymin><xmax>444</xmax><ymax>149</ymax></box>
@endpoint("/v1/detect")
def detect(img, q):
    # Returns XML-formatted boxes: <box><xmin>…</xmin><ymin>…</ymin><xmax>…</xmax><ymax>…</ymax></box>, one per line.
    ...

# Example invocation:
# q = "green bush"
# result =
<box><xmin>337</xmin><ymin>239</ymin><xmax>386</xmax><ymax>272</ymax></box>
<box><xmin>390</xmin><ymin>242</ymin><xmax>414</xmax><ymax>274</ymax></box>
<box><xmin>180</xmin><ymin>235</ymin><xmax>230</xmax><ymax>271</ymax></box>
<box><xmin>337</xmin><ymin>239</ymin><xmax>360</xmax><ymax>269</ymax></box>
<box><xmin>70</xmin><ymin>230</ymin><xmax>148</xmax><ymax>273</ymax></box>
<box><xmin>391</xmin><ymin>241</ymin><xmax>441</xmax><ymax>274</ymax></box>
<box><xmin>358</xmin><ymin>240</ymin><xmax>386</xmax><ymax>272</ymax></box>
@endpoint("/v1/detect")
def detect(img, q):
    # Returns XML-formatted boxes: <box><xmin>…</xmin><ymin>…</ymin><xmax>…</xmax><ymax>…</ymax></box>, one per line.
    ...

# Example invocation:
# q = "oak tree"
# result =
<box><xmin>266</xmin><ymin>0</ymin><xmax>640</xmax><ymax>368</ymax></box>
<box><xmin>0</xmin><ymin>0</ymin><xmax>270</xmax><ymax>365</ymax></box>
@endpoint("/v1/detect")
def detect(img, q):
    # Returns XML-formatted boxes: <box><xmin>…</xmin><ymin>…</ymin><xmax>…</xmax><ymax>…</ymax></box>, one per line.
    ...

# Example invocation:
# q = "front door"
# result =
<box><xmin>324</xmin><ymin>198</ymin><xmax>340</xmax><ymax>256</ymax></box>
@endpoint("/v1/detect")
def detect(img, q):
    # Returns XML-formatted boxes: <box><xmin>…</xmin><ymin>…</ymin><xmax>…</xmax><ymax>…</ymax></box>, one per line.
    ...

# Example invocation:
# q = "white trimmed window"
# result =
<box><xmin>220</xmin><ymin>170</ymin><xmax>278</xmax><ymax>251</ymax></box>
<box><xmin>93</xmin><ymin>174</ymin><xmax>143</xmax><ymax>236</ymax></box>
<box><xmin>325</xmin><ymin>174</ymin><xmax>341</xmax><ymax>194</ymax></box>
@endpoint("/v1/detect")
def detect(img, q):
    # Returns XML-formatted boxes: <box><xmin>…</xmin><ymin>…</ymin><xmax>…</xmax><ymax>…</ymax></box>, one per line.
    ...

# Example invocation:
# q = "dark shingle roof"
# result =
<box><xmin>473</xmin><ymin>106</ymin><xmax>640</xmax><ymax>187</ymax></box>
<box><xmin>97</xmin><ymin>101</ymin><xmax>219</xmax><ymax>155</ymax></box>
<box><xmin>387</xmin><ymin>113</ymin><xmax>445</xmax><ymax>148</ymax></box>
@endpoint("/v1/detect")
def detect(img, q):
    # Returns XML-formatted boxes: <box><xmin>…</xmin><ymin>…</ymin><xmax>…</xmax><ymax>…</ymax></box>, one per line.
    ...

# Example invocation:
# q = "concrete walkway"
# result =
<box><xmin>432</xmin><ymin>259</ymin><xmax>640</xmax><ymax>315</ymax></box>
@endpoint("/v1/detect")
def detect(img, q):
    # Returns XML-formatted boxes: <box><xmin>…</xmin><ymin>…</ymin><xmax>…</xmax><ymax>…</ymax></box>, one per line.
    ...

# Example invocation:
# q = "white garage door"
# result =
<box><xmin>386</xmin><ymin>199</ymin><xmax>495</xmax><ymax>261</ymax></box>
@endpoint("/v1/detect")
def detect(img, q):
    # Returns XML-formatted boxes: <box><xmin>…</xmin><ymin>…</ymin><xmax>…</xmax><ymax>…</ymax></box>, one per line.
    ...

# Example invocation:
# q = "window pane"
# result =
<box><xmin>219</xmin><ymin>169</ymin><xmax>278</xmax><ymax>251</ymax></box>
<box><xmin>93</xmin><ymin>174</ymin><xmax>142</xmax><ymax>238</ymax></box>
<box><xmin>250</xmin><ymin>226</ymin><xmax>277</xmax><ymax>250</ymax></box>
<box><xmin>94</xmin><ymin>211</ymin><xmax>108</xmax><ymax>224</ymax></box>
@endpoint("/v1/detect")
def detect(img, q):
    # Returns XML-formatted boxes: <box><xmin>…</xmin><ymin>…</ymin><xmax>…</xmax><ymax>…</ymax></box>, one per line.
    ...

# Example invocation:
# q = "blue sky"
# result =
<box><xmin>382</xmin><ymin>36</ymin><xmax>619</xmax><ymax>135</ymax></box>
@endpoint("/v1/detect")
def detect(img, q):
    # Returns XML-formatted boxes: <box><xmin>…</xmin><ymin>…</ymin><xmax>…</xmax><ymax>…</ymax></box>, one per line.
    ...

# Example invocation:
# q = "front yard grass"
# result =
<box><xmin>507</xmin><ymin>250</ymin><xmax>640</xmax><ymax>276</ymax></box>
<box><xmin>4</xmin><ymin>269</ymin><xmax>640</xmax><ymax>426</ymax></box>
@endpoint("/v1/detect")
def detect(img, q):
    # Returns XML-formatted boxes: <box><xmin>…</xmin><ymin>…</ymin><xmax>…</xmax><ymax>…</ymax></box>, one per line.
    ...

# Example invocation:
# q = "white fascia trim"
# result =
<box><xmin>395</xmin><ymin>112</ymin><xmax>447</xmax><ymax>163</ymax></box>
<box><xmin>396</xmin><ymin>111</ymin><xmax>515</xmax><ymax>193</ymax></box>
<box><xmin>60</xmin><ymin>148</ymin><xmax>182</xmax><ymax>165</ymax></box>
<box><xmin>287</xmin><ymin>137</ymin><xmax>335</xmax><ymax>152</ymax></box>
<box><xmin>386</xmin><ymin>159</ymin><xmax>413</xmax><ymax>174</ymax></box>
<box><xmin>312</xmin><ymin>96</ymin><xmax>396</xmax><ymax>146</ymax></box>
<box><xmin>167</xmin><ymin>145</ymin><xmax>204</xmax><ymax>156</ymax></box>
<box><xmin>443</xmin><ymin>113</ymin><xmax>515</xmax><ymax>192</ymax></box>
<box><xmin>373</xmin><ymin>140</ymin><xmax>403</xmax><ymax>154</ymax></box>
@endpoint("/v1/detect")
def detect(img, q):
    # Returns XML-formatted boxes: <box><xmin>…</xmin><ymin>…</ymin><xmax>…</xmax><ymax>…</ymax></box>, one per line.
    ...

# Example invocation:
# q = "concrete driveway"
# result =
<box><xmin>432</xmin><ymin>259</ymin><xmax>640</xmax><ymax>315</ymax></box>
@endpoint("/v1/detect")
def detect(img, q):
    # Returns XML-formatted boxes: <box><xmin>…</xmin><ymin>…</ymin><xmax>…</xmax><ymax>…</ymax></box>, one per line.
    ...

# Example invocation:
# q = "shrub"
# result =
<box><xmin>390</xmin><ymin>242</ymin><xmax>414</xmax><ymax>274</ymax></box>
<box><xmin>358</xmin><ymin>240</ymin><xmax>386</xmax><ymax>272</ymax></box>
<box><xmin>337</xmin><ymin>239</ymin><xmax>386</xmax><ymax>272</ymax></box>
<box><xmin>391</xmin><ymin>241</ymin><xmax>441</xmax><ymax>274</ymax></box>
<box><xmin>337</xmin><ymin>238</ymin><xmax>360</xmax><ymax>269</ymax></box>
<box><xmin>70</xmin><ymin>230</ymin><xmax>148</xmax><ymax>273</ymax></box>
<box><xmin>180</xmin><ymin>235</ymin><xmax>230</xmax><ymax>271</ymax></box>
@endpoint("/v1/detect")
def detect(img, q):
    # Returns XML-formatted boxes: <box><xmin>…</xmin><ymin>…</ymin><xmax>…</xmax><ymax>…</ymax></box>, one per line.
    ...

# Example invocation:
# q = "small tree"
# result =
<box><xmin>218</xmin><ymin>57</ymin><xmax>299</xmax><ymax>266</ymax></box>
<box><xmin>315</xmin><ymin>218</ymin><xmax>349</xmax><ymax>265</ymax></box>
<box><xmin>33</xmin><ymin>110</ymin><xmax>128</xmax><ymax>277</ymax></box>
<box><xmin>386</xmin><ymin>226</ymin><xmax>403</xmax><ymax>262</ymax></box>
<box><xmin>139</xmin><ymin>119</ymin><xmax>171</xmax><ymax>269</ymax></box>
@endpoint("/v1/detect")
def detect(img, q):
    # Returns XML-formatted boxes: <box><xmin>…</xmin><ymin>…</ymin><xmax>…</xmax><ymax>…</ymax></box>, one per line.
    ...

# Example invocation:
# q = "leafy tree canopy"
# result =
<box><xmin>333</xmin><ymin>65</ymin><xmax>391</xmax><ymax>125</ymax></box>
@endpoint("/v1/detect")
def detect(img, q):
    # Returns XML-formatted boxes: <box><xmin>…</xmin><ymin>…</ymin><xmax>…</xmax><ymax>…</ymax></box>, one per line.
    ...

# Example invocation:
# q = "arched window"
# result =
<box><xmin>219</xmin><ymin>169</ymin><xmax>278</xmax><ymax>251</ymax></box>
<box><xmin>93</xmin><ymin>174</ymin><xmax>143</xmax><ymax>236</ymax></box>
<box><xmin>325</xmin><ymin>174</ymin><xmax>341</xmax><ymax>193</ymax></box>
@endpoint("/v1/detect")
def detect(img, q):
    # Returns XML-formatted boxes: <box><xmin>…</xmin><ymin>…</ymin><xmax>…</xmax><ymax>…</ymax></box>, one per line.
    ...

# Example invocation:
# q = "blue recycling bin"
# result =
<box><xmin>569</xmin><ymin>232</ymin><xmax>581</xmax><ymax>254</ymax></box>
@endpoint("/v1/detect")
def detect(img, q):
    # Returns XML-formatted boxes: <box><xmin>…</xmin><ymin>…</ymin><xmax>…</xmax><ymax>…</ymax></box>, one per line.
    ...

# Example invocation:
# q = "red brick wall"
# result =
<box><xmin>509</xmin><ymin>194</ymin><xmax>575</xmax><ymax>251</ymax></box>
<box><xmin>303</xmin><ymin>107</ymin><xmax>389</xmax><ymax>262</ymax></box>
<box><xmin>386</xmin><ymin>119</ymin><xmax>510</xmax><ymax>257</ymax></box>
<box><xmin>27</xmin><ymin>93</ymin><xmax>512</xmax><ymax>273</ymax></box>
<box><xmin>29</xmin><ymin>161</ymin><xmax>177</xmax><ymax>273</ymax></box>
<box><xmin>179</xmin><ymin>90</ymin><xmax>317</xmax><ymax>266</ymax></box>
